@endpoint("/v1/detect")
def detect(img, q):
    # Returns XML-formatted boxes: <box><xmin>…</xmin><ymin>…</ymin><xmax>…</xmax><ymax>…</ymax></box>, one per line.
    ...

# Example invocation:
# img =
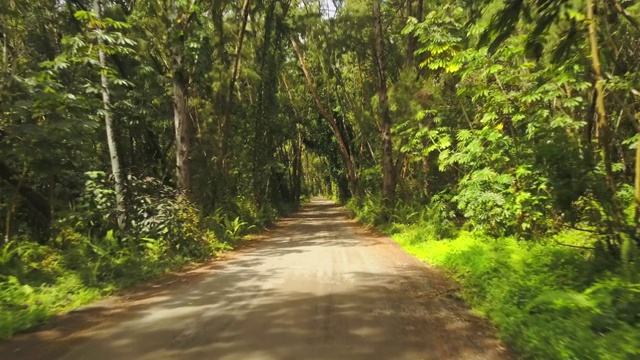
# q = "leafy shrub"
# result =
<box><xmin>346</xmin><ymin>195</ymin><xmax>387</xmax><ymax>225</ymax></box>
<box><xmin>347</xmin><ymin>194</ymin><xmax>457</xmax><ymax>240</ymax></box>
<box><xmin>0</xmin><ymin>172</ymin><xmax>264</xmax><ymax>339</ymax></box>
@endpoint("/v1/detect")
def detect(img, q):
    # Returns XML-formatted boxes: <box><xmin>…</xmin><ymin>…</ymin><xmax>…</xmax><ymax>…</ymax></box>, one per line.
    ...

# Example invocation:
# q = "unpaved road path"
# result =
<box><xmin>1</xmin><ymin>198</ymin><xmax>513</xmax><ymax>360</ymax></box>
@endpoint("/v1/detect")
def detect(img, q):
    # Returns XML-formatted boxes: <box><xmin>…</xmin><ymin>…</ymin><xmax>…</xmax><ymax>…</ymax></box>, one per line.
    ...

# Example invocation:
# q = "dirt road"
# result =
<box><xmin>1</xmin><ymin>198</ymin><xmax>512</xmax><ymax>360</ymax></box>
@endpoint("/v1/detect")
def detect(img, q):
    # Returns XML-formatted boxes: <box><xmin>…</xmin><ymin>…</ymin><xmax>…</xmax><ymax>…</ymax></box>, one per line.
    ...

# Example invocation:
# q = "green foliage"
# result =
<box><xmin>346</xmin><ymin>195</ymin><xmax>388</xmax><ymax>226</ymax></box>
<box><xmin>348</xmin><ymin>194</ymin><xmax>458</xmax><ymax>240</ymax></box>
<box><xmin>0</xmin><ymin>274</ymin><xmax>100</xmax><ymax>340</ymax></box>
<box><xmin>2</xmin><ymin>0</ymin><xmax>640</xmax><ymax>356</ymax></box>
<box><xmin>208</xmin><ymin>207</ymin><xmax>258</xmax><ymax>244</ymax></box>
<box><xmin>0</xmin><ymin>172</ymin><xmax>274</xmax><ymax>339</ymax></box>
<box><xmin>392</xmin><ymin>228</ymin><xmax>640</xmax><ymax>359</ymax></box>
<box><xmin>222</xmin><ymin>217</ymin><xmax>254</xmax><ymax>242</ymax></box>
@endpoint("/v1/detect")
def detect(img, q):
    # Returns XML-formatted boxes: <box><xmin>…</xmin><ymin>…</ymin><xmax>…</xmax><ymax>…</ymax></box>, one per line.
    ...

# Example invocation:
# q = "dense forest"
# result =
<box><xmin>1</xmin><ymin>0</ymin><xmax>639</xmax><ymax>358</ymax></box>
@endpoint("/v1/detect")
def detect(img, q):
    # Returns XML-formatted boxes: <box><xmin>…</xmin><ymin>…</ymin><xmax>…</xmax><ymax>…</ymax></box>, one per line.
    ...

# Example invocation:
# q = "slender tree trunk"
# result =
<box><xmin>635</xmin><ymin>125</ymin><xmax>640</xmax><ymax>232</ymax></box>
<box><xmin>2</xmin><ymin>21</ymin><xmax>7</xmax><ymax>71</ymax></box>
<box><xmin>220</xmin><ymin>0</ymin><xmax>252</xmax><ymax>184</ymax></box>
<box><xmin>294</xmin><ymin>128</ymin><xmax>302</xmax><ymax>203</ymax></box>
<box><xmin>93</xmin><ymin>0</ymin><xmax>126</xmax><ymax>229</ymax></box>
<box><xmin>587</xmin><ymin>0</ymin><xmax>622</xmax><ymax>237</ymax></box>
<box><xmin>404</xmin><ymin>0</ymin><xmax>424</xmax><ymax>71</ymax></box>
<box><xmin>408</xmin><ymin>0</ymin><xmax>426</xmax><ymax>196</ymax></box>
<box><xmin>405</xmin><ymin>0</ymin><xmax>414</xmax><ymax>65</ymax></box>
<box><xmin>290</xmin><ymin>37</ymin><xmax>360</xmax><ymax>198</ymax></box>
<box><xmin>373</xmin><ymin>0</ymin><xmax>396</xmax><ymax>210</ymax></box>
<box><xmin>282</xmin><ymin>76</ymin><xmax>303</xmax><ymax>204</ymax></box>
<box><xmin>172</xmin><ymin>63</ymin><xmax>191</xmax><ymax>194</ymax></box>
<box><xmin>2</xmin><ymin>0</ymin><xmax>11</xmax><ymax>72</ymax></box>
<box><xmin>634</xmin><ymin>103</ymin><xmax>640</xmax><ymax>236</ymax></box>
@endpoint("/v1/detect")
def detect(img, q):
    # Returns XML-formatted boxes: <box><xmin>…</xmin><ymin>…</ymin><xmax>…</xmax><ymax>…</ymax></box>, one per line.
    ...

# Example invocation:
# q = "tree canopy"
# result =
<box><xmin>1</xmin><ymin>0</ymin><xmax>640</xmax><ymax>356</ymax></box>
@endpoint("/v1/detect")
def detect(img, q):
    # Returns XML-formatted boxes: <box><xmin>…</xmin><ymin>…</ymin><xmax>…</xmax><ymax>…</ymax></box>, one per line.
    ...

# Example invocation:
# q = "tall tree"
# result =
<box><xmin>372</xmin><ymin>0</ymin><xmax>396</xmax><ymax>209</ymax></box>
<box><xmin>220</xmin><ymin>0</ymin><xmax>252</xmax><ymax>185</ymax></box>
<box><xmin>169</xmin><ymin>0</ymin><xmax>196</xmax><ymax>194</ymax></box>
<box><xmin>93</xmin><ymin>0</ymin><xmax>126</xmax><ymax>229</ymax></box>
<box><xmin>291</xmin><ymin>36</ymin><xmax>360</xmax><ymax>198</ymax></box>
<box><xmin>587</xmin><ymin>0</ymin><xmax>623</xmax><ymax>236</ymax></box>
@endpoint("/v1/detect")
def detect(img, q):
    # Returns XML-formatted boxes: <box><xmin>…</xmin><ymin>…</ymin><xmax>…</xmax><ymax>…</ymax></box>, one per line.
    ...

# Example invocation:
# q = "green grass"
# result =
<box><xmin>391</xmin><ymin>227</ymin><xmax>640</xmax><ymax>360</ymax></box>
<box><xmin>0</xmin><ymin>274</ymin><xmax>101</xmax><ymax>339</ymax></box>
<box><xmin>0</xmin><ymin>206</ymin><xmax>287</xmax><ymax>340</ymax></box>
<box><xmin>0</xmin><ymin>173</ymin><xmax>306</xmax><ymax>340</ymax></box>
<box><xmin>0</xmin><ymin>240</ymin><xmax>203</xmax><ymax>340</ymax></box>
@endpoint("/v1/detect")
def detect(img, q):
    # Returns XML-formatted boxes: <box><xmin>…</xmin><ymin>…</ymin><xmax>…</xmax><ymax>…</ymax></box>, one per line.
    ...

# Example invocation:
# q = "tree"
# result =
<box><xmin>93</xmin><ymin>0</ymin><xmax>127</xmax><ymax>229</ymax></box>
<box><xmin>372</xmin><ymin>0</ymin><xmax>397</xmax><ymax>209</ymax></box>
<box><xmin>291</xmin><ymin>36</ymin><xmax>360</xmax><ymax>198</ymax></box>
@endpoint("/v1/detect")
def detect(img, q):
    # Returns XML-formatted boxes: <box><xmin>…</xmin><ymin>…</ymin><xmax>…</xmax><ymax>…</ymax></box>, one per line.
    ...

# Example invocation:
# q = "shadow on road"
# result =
<box><xmin>0</xmin><ymin>198</ymin><xmax>511</xmax><ymax>360</ymax></box>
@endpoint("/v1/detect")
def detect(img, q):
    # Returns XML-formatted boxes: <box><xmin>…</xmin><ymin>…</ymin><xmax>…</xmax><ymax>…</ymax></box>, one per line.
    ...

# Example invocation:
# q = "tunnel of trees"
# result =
<box><xmin>1</xmin><ymin>0</ymin><xmax>639</xmax><ymax>357</ymax></box>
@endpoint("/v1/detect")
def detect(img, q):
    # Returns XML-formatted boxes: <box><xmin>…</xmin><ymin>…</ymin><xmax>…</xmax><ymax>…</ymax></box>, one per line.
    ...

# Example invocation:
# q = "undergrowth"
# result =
<box><xmin>347</xmin><ymin>195</ymin><xmax>640</xmax><ymax>360</ymax></box>
<box><xmin>0</xmin><ymin>172</ymin><xmax>296</xmax><ymax>339</ymax></box>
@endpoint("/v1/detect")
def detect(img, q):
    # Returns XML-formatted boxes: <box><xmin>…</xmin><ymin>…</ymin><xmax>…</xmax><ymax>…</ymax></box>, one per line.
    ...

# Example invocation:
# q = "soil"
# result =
<box><xmin>0</xmin><ymin>198</ymin><xmax>515</xmax><ymax>360</ymax></box>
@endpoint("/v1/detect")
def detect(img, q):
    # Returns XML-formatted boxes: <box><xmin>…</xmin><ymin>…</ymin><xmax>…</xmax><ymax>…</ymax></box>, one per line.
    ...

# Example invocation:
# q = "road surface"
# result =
<box><xmin>1</xmin><ymin>198</ymin><xmax>512</xmax><ymax>360</ymax></box>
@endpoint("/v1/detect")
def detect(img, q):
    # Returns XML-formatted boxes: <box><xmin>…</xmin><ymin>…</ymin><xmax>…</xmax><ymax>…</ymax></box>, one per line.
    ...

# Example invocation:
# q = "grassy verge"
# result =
<box><xmin>391</xmin><ymin>227</ymin><xmax>640</xmax><ymax>359</ymax></box>
<box><xmin>0</xmin><ymin>198</ymin><xmax>302</xmax><ymax>340</ymax></box>
<box><xmin>343</xmin><ymin>196</ymin><xmax>640</xmax><ymax>360</ymax></box>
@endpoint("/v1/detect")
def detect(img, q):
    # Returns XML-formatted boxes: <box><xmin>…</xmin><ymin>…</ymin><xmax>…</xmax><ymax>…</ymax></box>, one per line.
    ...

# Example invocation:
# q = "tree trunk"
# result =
<box><xmin>635</xmin><ymin>125</ymin><xmax>640</xmax><ymax>233</ymax></box>
<box><xmin>172</xmin><ymin>63</ymin><xmax>191</xmax><ymax>194</ymax></box>
<box><xmin>587</xmin><ymin>0</ymin><xmax>622</xmax><ymax>237</ymax></box>
<box><xmin>405</xmin><ymin>0</ymin><xmax>417</xmax><ymax>66</ymax></box>
<box><xmin>293</xmin><ymin>128</ymin><xmax>302</xmax><ymax>203</ymax></box>
<box><xmin>634</xmin><ymin>102</ymin><xmax>640</xmax><ymax>237</ymax></box>
<box><xmin>93</xmin><ymin>0</ymin><xmax>126</xmax><ymax>229</ymax></box>
<box><xmin>290</xmin><ymin>37</ymin><xmax>360</xmax><ymax>198</ymax></box>
<box><xmin>2</xmin><ymin>20</ymin><xmax>7</xmax><ymax>71</ymax></box>
<box><xmin>167</xmin><ymin>0</ymin><xmax>193</xmax><ymax>195</ymax></box>
<box><xmin>373</xmin><ymin>0</ymin><xmax>396</xmax><ymax>210</ymax></box>
<box><xmin>220</xmin><ymin>0</ymin><xmax>251</xmax><ymax>184</ymax></box>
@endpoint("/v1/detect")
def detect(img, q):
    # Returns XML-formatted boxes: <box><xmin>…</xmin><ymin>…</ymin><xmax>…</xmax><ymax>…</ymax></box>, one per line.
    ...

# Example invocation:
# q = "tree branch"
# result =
<box><xmin>607</xmin><ymin>0</ymin><xmax>640</xmax><ymax>32</ymax></box>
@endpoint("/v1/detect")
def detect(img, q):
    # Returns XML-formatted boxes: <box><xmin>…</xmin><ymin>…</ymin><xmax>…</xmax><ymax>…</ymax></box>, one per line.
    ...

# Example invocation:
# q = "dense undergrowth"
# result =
<box><xmin>0</xmin><ymin>173</ymin><xmax>300</xmax><ymax>339</ymax></box>
<box><xmin>346</xmin><ymin>196</ymin><xmax>640</xmax><ymax>360</ymax></box>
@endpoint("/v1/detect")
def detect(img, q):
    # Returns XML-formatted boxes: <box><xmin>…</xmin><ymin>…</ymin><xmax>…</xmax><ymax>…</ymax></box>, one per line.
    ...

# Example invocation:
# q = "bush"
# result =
<box><xmin>347</xmin><ymin>193</ymin><xmax>458</xmax><ymax>239</ymax></box>
<box><xmin>0</xmin><ymin>172</ymin><xmax>269</xmax><ymax>339</ymax></box>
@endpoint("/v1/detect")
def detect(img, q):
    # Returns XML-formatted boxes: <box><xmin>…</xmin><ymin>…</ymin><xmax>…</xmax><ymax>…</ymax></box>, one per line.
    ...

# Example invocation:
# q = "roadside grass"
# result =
<box><xmin>392</xmin><ymin>228</ymin><xmax>640</xmax><ymax>359</ymax></box>
<box><xmin>346</xmin><ymin>198</ymin><xmax>640</xmax><ymax>360</ymax></box>
<box><xmin>0</xmin><ymin>198</ymin><xmax>303</xmax><ymax>340</ymax></box>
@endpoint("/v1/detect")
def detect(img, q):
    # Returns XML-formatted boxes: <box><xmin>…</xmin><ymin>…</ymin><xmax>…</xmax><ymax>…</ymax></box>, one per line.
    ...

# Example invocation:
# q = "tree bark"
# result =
<box><xmin>169</xmin><ymin>0</ymin><xmax>192</xmax><ymax>194</ymax></box>
<box><xmin>635</xmin><ymin>123</ymin><xmax>640</xmax><ymax>233</ymax></box>
<box><xmin>172</xmin><ymin>63</ymin><xmax>191</xmax><ymax>194</ymax></box>
<box><xmin>373</xmin><ymin>0</ymin><xmax>396</xmax><ymax>209</ymax></box>
<box><xmin>587</xmin><ymin>0</ymin><xmax>622</xmax><ymax>237</ymax></box>
<box><xmin>294</xmin><ymin>128</ymin><xmax>302</xmax><ymax>203</ymax></box>
<box><xmin>93</xmin><ymin>0</ymin><xmax>126</xmax><ymax>229</ymax></box>
<box><xmin>282</xmin><ymin>75</ymin><xmax>303</xmax><ymax>204</ymax></box>
<box><xmin>290</xmin><ymin>37</ymin><xmax>360</xmax><ymax>198</ymax></box>
<box><xmin>633</xmin><ymin>95</ymin><xmax>640</xmax><ymax>236</ymax></box>
<box><xmin>405</xmin><ymin>0</ymin><xmax>424</xmax><ymax>67</ymax></box>
<box><xmin>220</xmin><ymin>0</ymin><xmax>252</xmax><ymax>184</ymax></box>
<box><xmin>2</xmin><ymin>20</ymin><xmax>7</xmax><ymax>71</ymax></box>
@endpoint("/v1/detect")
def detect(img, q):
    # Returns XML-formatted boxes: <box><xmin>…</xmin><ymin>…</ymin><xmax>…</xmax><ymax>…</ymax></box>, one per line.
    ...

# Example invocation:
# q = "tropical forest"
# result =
<box><xmin>1</xmin><ymin>0</ymin><xmax>639</xmax><ymax>359</ymax></box>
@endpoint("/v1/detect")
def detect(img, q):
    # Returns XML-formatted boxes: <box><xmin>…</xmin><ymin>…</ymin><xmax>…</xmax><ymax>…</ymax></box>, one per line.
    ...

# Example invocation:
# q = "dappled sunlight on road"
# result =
<box><xmin>1</xmin><ymin>199</ymin><xmax>512</xmax><ymax>360</ymax></box>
